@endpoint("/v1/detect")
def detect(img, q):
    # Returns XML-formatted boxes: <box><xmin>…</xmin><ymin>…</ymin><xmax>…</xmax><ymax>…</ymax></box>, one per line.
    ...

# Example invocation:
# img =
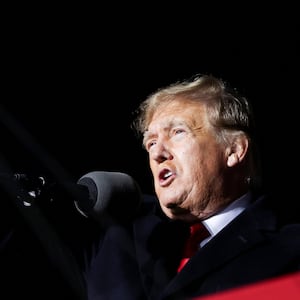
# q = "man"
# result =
<box><xmin>2</xmin><ymin>74</ymin><xmax>299</xmax><ymax>300</ymax></box>
<box><xmin>81</xmin><ymin>74</ymin><xmax>300</xmax><ymax>299</ymax></box>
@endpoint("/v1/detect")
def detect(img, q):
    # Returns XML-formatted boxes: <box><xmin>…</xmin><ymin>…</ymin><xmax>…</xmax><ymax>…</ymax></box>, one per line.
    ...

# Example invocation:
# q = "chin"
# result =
<box><xmin>162</xmin><ymin>208</ymin><xmax>177</xmax><ymax>220</ymax></box>
<box><xmin>163</xmin><ymin>208</ymin><xmax>186</xmax><ymax>221</ymax></box>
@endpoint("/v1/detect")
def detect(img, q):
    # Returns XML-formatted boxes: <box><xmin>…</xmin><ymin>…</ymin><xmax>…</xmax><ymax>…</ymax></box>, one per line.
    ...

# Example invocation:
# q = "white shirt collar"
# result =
<box><xmin>201</xmin><ymin>192</ymin><xmax>251</xmax><ymax>247</ymax></box>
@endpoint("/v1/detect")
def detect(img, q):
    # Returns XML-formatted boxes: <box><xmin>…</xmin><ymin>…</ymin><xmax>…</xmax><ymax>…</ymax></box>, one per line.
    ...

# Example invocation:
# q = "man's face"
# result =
<box><xmin>144</xmin><ymin>100</ymin><xmax>229</xmax><ymax>222</ymax></box>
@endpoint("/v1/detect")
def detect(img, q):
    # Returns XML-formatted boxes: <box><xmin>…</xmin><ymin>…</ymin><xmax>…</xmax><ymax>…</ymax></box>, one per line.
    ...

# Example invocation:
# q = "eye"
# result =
<box><xmin>175</xmin><ymin>129</ymin><xmax>184</xmax><ymax>134</ymax></box>
<box><xmin>173</xmin><ymin>128</ymin><xmax>186</xmax><ymax>135</ymax></box>
<box><xmin>145</xmin><ymin>140</ymin><xmax>157</xmax><ymax>151</ymax></box>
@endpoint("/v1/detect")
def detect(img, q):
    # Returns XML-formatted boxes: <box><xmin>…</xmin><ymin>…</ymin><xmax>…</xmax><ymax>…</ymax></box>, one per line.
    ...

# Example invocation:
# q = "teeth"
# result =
<box><xmin>164</xmin><ymin>171</ymin><xmax>172</xmax><ymax>179</ymax></box>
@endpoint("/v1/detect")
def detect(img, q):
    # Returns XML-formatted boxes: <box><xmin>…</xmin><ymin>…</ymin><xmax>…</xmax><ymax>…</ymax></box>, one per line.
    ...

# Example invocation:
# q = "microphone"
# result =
<box><xmin>1</xmin><ymin>171</ymin><xmax>143</xmax><ymax>222</ymax></box>
<box><xmin>75</xmin><ymin>171</ymin><xmax>143</xmax><ymax>222</ymax></box>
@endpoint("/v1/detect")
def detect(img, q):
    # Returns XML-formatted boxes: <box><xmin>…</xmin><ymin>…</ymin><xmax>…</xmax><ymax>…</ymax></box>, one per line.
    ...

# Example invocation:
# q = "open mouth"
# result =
<box><xmin>158</xmin><ymin>168</ymin><xmax>175</xmax><ymax>186</ymax></box>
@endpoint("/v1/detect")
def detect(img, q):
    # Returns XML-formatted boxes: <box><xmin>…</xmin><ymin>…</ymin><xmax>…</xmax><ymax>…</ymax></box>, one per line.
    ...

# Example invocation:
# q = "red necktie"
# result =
<box><xmin>177</xmin><ymin>222</ymin><xmax>210</xmax><ymax>273</ymax></box>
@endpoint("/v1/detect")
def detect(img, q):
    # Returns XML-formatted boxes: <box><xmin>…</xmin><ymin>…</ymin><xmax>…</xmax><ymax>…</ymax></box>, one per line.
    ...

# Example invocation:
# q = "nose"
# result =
<box><xmin>150</xmin><ymin>140</ymin><xmax>173</xmax><ymax>163</ymax></box>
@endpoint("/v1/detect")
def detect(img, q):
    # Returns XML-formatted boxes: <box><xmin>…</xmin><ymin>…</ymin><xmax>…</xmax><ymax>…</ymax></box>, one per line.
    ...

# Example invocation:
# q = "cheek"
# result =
<box><xmin>149</xmin><ymin>159</ymin><xmax>156</xmax><ymax>173</ymax></box>
<box><xmin>177</xmin><ymin>140</ymin><xmax>197</xmax><ymax>156</ymax></box>
<box><xmin>183</xmin><ymin>145</ymin><xmax>224</xmax><ymax>179</ymax></box>
<box><xmin>178</xmin><ymin>144</ymin><xmax>203</xmax><ymax>166</ymax></box>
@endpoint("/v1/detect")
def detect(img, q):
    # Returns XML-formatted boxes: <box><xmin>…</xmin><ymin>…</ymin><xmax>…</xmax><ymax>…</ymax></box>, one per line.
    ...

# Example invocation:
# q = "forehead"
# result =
<box><xmin>149</xmin><ymin>99</ymin><xmax>206</xmax><ymax>128</ymax></box>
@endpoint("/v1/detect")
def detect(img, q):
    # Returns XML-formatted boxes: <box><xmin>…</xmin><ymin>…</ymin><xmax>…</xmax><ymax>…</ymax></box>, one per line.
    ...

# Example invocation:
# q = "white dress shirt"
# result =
<box><xmin>201</xmin><ymin>192</ymin><xmax>251</xmax><ymax>247</ymax></box>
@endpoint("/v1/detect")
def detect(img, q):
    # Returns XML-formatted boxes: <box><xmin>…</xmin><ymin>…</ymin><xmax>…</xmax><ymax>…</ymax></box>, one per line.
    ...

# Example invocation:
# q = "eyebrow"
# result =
<box><xmin>143</xmin><ymin>130</ymin><xmax>155</xmax><ymax>147</ymax></box>
<box><xmin>143</xmin><ymin>120</ymin><xmax>188</xmax><ymax>144</ymax></box>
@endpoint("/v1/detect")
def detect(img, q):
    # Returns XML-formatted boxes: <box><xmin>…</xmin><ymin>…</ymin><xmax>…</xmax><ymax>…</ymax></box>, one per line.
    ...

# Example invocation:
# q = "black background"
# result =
<box><xmin>1</xmin><ymin>5</ymin><xmax>299</xmax><ymax>208</ymax></box>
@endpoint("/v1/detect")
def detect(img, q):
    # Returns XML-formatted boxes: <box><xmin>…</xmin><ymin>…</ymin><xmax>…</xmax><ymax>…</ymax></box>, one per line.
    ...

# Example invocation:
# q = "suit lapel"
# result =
<box><xmin>134</xmin><ymin>213</ymin><xmax>188</xmax><ymax>298</ymax></box>
<box><xmin>162</xmin><ymin>196</ymin><xmax>278</xmax><ymax>298</ymax></box>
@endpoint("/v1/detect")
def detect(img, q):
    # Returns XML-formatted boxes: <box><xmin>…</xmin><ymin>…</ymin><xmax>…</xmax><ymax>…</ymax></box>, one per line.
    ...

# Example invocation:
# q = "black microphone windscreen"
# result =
<box><xmin>76</xmin><ymin>171</ymin><xmax>142</xmax><ymax>222</ymax></box>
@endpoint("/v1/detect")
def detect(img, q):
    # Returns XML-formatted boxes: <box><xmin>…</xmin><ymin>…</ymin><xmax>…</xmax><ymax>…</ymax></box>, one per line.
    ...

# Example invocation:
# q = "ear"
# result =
<box><xmin>226</xmin><ymin>135</ymin><xmax>249</xmax><ymax>167</ymax></box>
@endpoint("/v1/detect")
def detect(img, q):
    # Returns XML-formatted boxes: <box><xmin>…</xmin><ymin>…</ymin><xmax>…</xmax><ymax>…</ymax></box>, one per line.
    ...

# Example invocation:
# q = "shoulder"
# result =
<box><xmin>270</xmin><ymin>223</ymin><xmax>300</xmax><ymax>263</ymax></box>
<box><xmin>279</xmin><ymin>223</ymin><xmax>300</xmax><ymax>242</ymax></box>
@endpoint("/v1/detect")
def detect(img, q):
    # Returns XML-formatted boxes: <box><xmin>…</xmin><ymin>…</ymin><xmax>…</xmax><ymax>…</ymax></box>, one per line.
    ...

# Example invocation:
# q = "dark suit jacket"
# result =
<box><xmin>82</xmin><ymin>193</ymin><xmax>300</xmax><ymax>300</ymax></box>
<box><xmin>2</xmin><ymin>178</ymin><xmax>299</xmax><ymax>300</ymax></box>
